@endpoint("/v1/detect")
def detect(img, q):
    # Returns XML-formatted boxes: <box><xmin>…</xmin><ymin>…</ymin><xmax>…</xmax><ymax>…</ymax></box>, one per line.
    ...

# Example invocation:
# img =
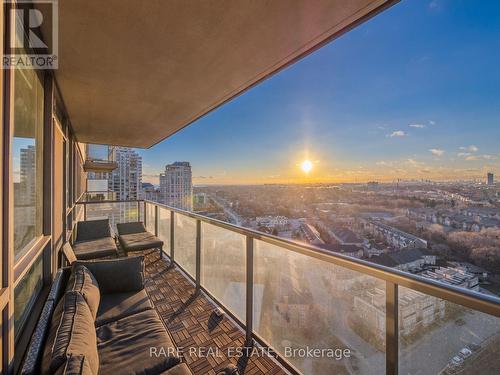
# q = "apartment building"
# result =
<box><xmin>419</xmin><ymin>267</ymin><xmax>480</xmax><ymax>292</ymax></box>
<box><xmin>159</xmin><ymin>162</ymin><xmax>193</xmax><ymax>211</ymax></box>
<box><xmin>109</xmin><ymin>147</ymin><xmax>143</xmax><ymax>200</ymax></box>
<box><xmin>364</xmin><ymin>220</ymin><xmax>428</xmax><ymax>250</ymax></box>
<box><xmin>354</xmin><ymin>287</ymin><xmax>446</xmax><ymax>342</ymax></box>
<box><xmin>299</xmin><ymin>223</ymin><xmax>325</xmax><ymax>245</ymax></box>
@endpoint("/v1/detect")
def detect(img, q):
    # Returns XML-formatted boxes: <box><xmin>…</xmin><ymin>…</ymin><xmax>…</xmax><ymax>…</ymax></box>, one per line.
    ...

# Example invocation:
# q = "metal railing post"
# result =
<box><xmin>83</xmin><ymin>202</ymin><xmax>87</xmax><ymax>221</ymax></box>
<box><xmin>386</xmin><ymin>281</ymin><xmax>399</xmax><ymax>375</ymax></box>
<box><xmin>139</xmin><ymin>200</ymin><xmax>143</xmax><ymax>222</ymax></box>
<box><xmin>154</xmin><ymin>204</ymin><xmax>159</xmax><ymax>237</ymax></box>
<box><xmin>170</xmin><ymin>211</ymin><xmax>175</xmax><ymax>267</ymax></box>
<box><xmin>195</xmin><ymin>219</ymin><xmax>201</xmax><ymax>293</ymax></box>
<box><xmin>245</xmin><ymin>235</ymin><xmax>254</xmax><ymax>346</ymax></box>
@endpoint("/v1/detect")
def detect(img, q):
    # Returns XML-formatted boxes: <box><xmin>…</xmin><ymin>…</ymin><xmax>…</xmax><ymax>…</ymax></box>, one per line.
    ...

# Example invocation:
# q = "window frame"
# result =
<box><xmin>11</xmin><ymin>62</ymin><xmax>45</xmax><ymax>264</ymax></box>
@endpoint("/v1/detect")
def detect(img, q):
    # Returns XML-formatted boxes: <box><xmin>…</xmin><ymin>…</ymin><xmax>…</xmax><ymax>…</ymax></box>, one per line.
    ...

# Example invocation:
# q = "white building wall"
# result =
<box><xmin>159</xmin><ymin>162</ymin><xmax>193</xmax><ymax>211</ymax></box>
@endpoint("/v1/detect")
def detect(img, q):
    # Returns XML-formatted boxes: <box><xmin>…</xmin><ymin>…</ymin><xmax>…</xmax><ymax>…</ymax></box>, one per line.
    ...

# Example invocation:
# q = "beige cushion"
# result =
<box><xmin>66</xmin><ymin>265</ymin><xmax>100</xmax><ymax>319</ymax></box>
<box><xmin>42</xmin><ymin>292</ymin><xmax>99</xmax><ymax>375</ymax></box>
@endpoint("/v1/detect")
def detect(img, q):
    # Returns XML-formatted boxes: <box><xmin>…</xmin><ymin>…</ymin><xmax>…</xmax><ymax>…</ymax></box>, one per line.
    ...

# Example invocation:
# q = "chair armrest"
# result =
<box><xmin>74</xmin><ymin>256</ymin><xmax>145</xmax><ymax>294</ymax></box>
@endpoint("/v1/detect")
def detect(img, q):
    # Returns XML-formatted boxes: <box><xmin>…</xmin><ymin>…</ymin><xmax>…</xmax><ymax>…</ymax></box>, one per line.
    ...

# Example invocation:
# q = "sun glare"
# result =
<box><xmin>301</xmin><ymin>160</ymin><xmax>313</xmax><ymax>173</ymax></box>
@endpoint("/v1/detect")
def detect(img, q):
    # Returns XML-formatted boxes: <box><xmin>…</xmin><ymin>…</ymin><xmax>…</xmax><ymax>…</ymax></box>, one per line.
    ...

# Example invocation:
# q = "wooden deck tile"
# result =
<box><xmin>135</xmin><ymin>249</ymin><xmax>288</xmax><ymax>375</ymax></box>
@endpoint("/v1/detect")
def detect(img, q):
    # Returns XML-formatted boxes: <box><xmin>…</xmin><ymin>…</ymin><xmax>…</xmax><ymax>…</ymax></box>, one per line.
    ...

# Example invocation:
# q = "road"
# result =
<box><xmin>207</xmin><ymin>194</ymin><xmax>244</xmax><ymax>225</ymax></box>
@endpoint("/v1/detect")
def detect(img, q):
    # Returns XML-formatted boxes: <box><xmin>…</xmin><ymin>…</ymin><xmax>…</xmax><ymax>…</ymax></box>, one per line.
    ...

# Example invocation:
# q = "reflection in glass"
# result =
<box><xmin>201</xmin><ymin>223</ymin><xmax>246</xmax><ymax>320</ymax></box>
<box><xmin>399</xmin><ymin>286</ymin><xmax>500</xmax><ymax>375</ymax></box>
<box><xmin>14</xmin><ymin>256</ymin><xmax>43</xmax><ymax>340</ymax></box>
<box><xmin>174</xmin><ymin>215</ymin><xmax>196</xmax><ymax>277</ymax></box>
<box><xmin>145</xmin><ymin>202</ymin><xmax>155</xmax><ymax>233</ymax></box>
<box><xmin>85</xmin><ymin>201</ymin><xmax>144</xmax><ymax>234</ymax></box>
<box><xmin>253</xmin><ymin>240</ymin><xmax>386</xmax><ymax>374</ymax></box>
<box><xmin>13</xmin><ymin>59</ymin><xmax>44</xmax><ymax>260</ymax></box>
<box><xmin>157</xmin><ymin>207</ymin><xmax>171</xmax><ymax>254</ymax></box>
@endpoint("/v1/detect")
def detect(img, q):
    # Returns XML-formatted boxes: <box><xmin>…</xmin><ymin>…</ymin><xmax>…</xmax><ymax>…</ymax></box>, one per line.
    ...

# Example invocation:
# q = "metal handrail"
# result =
<box><xmin>77</xmin><ymin>197</ymin><xmax>500</xmax><ymax>375</ymax></box>
<box><xmin>146</xmin><ymin>200</ymin><xmax>500</xmax><ymax>314</ymax></box>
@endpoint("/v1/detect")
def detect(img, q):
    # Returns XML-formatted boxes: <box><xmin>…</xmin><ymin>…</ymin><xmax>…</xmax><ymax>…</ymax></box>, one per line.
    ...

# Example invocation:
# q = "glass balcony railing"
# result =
<box><xmin>76</xmin><ymin>197</ymin><xmax>500</xmax><ymax>375</ymax></box>
<box><xmin>80</xmin><ymin>199</ymin><xmax>143</xmax><ymax>234</ymax></box>
<box><xmin>82</xmin><ymin>190</ymin><xmax>117</xmax><ymax>202</ymax></box>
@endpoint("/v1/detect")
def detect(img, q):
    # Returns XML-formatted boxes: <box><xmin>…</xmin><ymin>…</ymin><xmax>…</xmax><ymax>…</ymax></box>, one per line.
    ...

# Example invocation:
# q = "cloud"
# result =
<box><xmin>388</xmin><ymin>130</ymin><xmax>406</xmax><ymax>137</ymax></box>
<box><xmin>429</xmin><ymin>120</ymin><xmax>436</xmax><ymax>125</ymax></box>
<box><xmin>481</xmin><ymin>154</ymin><xmax>496</xmax><ymax>160</ymax></box>
<box><xmin>460</xmin><ymin>145</ymin><xmax>478</xmax><ymax>153</ymax></box>
<box><xmin>406</xmin><ymin>158</ymin><xmax>423</xmax><ymax>167</ymax></box>
<box><xmin>465</xmin><ymin>154</ymin><xmax>497</xmax><ymax>161</ymax></box>
<box><xmin>429</xmin><ymin>148</ymin><xmax>445</xmax><ymax>157</ymax></box>
<box><xmin>409</xmin><ymin>124</ymin><xmax>426</xmax><ymax>128</ymax></box>
<box><xmin>458</xmin><ymin>152</ymin><xmax>471</xmax><ymax>157</ymax></box>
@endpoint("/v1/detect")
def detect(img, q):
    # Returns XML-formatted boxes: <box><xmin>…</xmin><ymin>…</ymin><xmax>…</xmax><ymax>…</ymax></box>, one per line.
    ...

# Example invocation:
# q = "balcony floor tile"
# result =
<box><xmin>136</xmin><ymin>249</ymin><xmax>289</xmax><ymax>375</ymax></box>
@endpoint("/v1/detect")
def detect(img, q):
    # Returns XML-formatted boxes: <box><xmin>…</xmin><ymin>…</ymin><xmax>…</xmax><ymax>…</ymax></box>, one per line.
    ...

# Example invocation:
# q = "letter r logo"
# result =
<box><xmin>11</xmin><ymin>8</ymin><xmax>48</xmax><ymax>49</ymax></box>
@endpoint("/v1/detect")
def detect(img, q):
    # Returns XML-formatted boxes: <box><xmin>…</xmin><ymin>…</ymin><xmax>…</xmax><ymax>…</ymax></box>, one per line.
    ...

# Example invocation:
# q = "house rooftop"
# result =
<box><xmin>370</xmin><ymin>248</ymin><xmax>433</xmax><ymax>268</ymax></box>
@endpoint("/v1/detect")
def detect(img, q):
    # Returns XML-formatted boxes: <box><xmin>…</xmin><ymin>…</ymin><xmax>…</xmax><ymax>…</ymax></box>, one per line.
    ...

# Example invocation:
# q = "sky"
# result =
<box><xmin>136</xmin><ymin>0</ymin><xmax>500</xmax><ymax>185</ymax></box>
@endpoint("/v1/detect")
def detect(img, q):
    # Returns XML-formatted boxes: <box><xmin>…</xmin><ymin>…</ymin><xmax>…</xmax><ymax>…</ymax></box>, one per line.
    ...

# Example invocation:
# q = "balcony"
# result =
<box><xmin>76</xmin><ymin>197</ymin><xmax>500</xmax><ymax>375</ymax></box>
<box><xmin>3</xmin><ymin>1</ymin><xmax>499</xmax><ymax>374</ymax></box>
<box><xmin>83</xmin><ymin>145</ymin><xmax>118</xmax><ymax>173</ymax></box>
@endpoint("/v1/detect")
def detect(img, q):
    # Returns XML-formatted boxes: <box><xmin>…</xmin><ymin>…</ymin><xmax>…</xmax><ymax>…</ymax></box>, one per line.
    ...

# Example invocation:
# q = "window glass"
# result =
<box><xmin>12</xmin><ymin>57</ymin><xmax>44</xmax><ymax>261</ymax></box>
<box><xmin>14</xmin><ymin>255</ymin><xmax>43</xmax><ymax>340</ymax></box>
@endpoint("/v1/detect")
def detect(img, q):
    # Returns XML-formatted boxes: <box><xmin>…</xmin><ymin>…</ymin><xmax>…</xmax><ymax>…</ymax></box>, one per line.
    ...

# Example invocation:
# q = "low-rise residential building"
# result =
<box><xmin>300</xmin><ymin>223</ymin><xmax>325</xmax><ymax>245</ymax></box>
<box><xmin>256</xmin><ymin>215</ymin><xmax>289</xmax><ymax>230</ymax></box>
<box><xmin>409</xmin><ymin>207</ymin><xmax>500</xmax><ymax>232</ymax></box>
<box><xmin>365</xmin><ymin>220</ymin><xmax>427</xmax><ymax>249</ymax></box>
<box><xmin>407</xmin><ymin>208</ymin><xmax>435</xmax><ymax>222</ymax></box>
<box><xmin>418</xmin><ymin>267</ymin><xmax>479</xmax><ymax>291</ymax></box>
<box><xmin>353</xmin><ymin>287</ymin><xmax>445</xmax><ymax>341</ymax></box>
<box><xmin>330</xmin><ymin>227</ymin><xmax>364</xmax><ymax>246</ymax></box>
<box><xmin>320</xmin><ymin>243</ymin><xmax>364</xmax><ymax>258</ymax></box>
<box><xmin>370</xmin><ymin>248</ymin><xmax>436</xmax><ymax>272</ymax></box>
<box><xmin>461</xmin><ymin>207</ymin><xmax>500</xmax><ymax>221</ymax></box>
<box><xmin>363</xmin><ymin>243</ymin><xmax>386</xmax><ymax>258</ymax></box>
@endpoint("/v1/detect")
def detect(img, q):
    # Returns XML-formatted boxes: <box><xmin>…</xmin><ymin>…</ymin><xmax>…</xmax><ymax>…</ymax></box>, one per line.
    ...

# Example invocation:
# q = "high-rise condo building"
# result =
<box><xmin>487</xmin><ymin>172</ymin><xmax>494</xmax><ymax>185</ymax></box>
<box><xmin>110</xmin><ymin>147</ymin><xmax>143</xmax><ymax>200</ymax></box>
<box><xmin>159</xmin><ymin>162</ymin><xmax>193</xmax><ymax>211</ymax></box>
<box><xmin>19</xmin><ymin>145</ymin><xmax>36</xmax><ymax>205</ymax></box>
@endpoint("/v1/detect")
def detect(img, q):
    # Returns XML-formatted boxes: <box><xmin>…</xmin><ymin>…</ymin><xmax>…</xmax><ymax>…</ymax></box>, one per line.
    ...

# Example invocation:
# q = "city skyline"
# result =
<box><xmin>136</xmin><ymin>0</ymin><xmax>500</xmax><ymax>185</ymax></box>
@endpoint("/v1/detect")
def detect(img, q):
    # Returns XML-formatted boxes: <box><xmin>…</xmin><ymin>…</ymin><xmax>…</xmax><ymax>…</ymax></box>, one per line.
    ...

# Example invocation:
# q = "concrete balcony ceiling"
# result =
<box><xmin>41</xmin><ymin>0</ymin><xmax>396</xmax><ymax>148</ymax></box>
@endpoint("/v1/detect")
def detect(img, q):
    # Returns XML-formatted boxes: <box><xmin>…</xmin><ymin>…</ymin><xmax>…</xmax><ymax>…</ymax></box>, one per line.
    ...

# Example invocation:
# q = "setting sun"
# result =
<box><xmin>301</xmin><ymin>160</ymin><xmax>313</xmax><ymax>173</ymax></box>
